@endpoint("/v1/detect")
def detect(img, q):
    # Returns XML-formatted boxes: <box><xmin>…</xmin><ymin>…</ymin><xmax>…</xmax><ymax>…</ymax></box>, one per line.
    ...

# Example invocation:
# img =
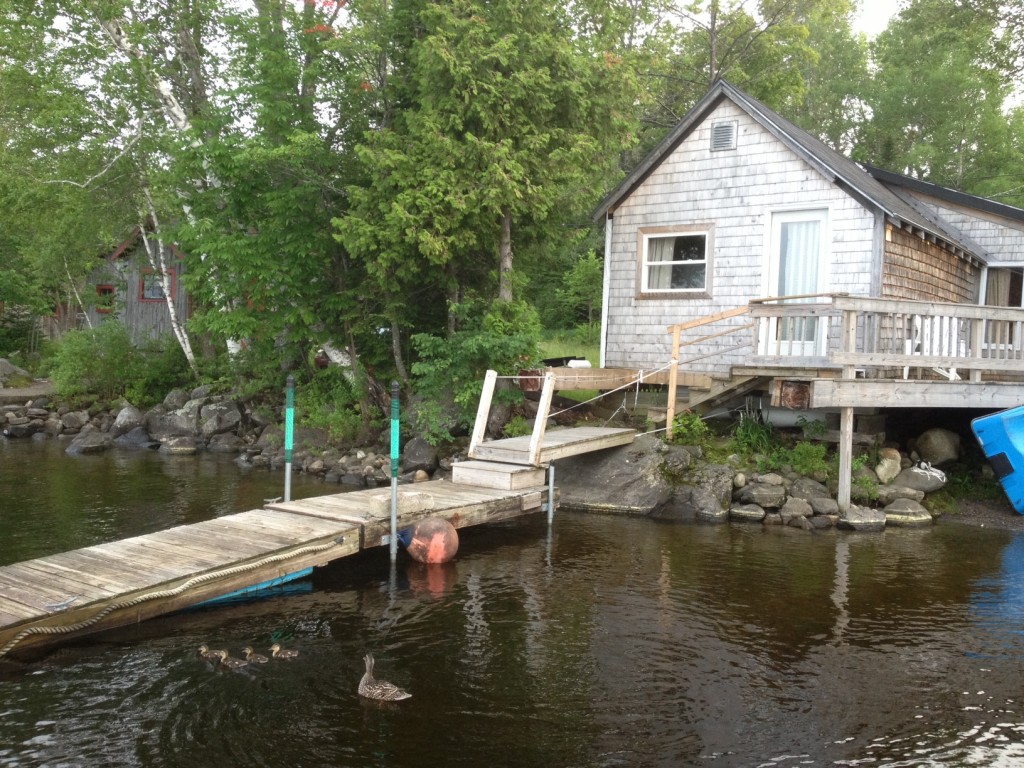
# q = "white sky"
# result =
<box><xmin>851</xmin><ymin>0</ymin><xmax>900</xmax><ymax>39</ymax></box>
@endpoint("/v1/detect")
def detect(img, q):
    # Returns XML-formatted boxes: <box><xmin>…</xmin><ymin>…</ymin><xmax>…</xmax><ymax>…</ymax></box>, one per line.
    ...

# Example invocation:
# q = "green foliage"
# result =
<box><xmin>503</xmin><ymin>415</ymin><xmax>532</xmax><ymax>438</ymax></box>
<box><xmin>297</xmin><ymin>367</ymin><xmax>369</xmax><ymax>444</ymax></box>
<box><xmin>554</xmin><ymin>252</ymin><xmax>603</xmax><ymax>344</ymax></box>
<box><xmin>124</xmin><ymin>335</ymin><xmax>192</xmax><ymax>408</ymax></box>
<box><xmin>410</xmin><ymin>301</ymin><xmax>539</xmax><ymax>443</ymax></box>
<box><xmin>49</xmin><ymin>322</ymin><xmax>142</xmax><ymax>402</ymax></box>
<box><xmin>797</xmin><ymin>416</ymin><xmax>828</xmax><ymax>439</ymax></box>
<box><xmin>788</xmin><ymin>440</ymin><xmax>830</xmax><ymax>479</ymax></box>
<box><xmin>668</xmin><ymin>409</ymin><xmax>711</xmax><ymax>447</ymax></box>
<box><xmin>732</xmin><ymin>411</ymin><xmax>777</xmax><ymax>458</ymax></box>
<box><xmin>48</xmin><ymin>325</ymin><xmax>193</xmax><ymax>407</ymax></box>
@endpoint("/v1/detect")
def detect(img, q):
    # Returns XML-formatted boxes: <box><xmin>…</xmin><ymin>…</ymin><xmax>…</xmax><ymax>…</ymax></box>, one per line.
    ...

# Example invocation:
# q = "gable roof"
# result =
<box><xmin>864</xmin><ymin>164</ymin><xmax>1024</xmax><ymax>226</ymax></box>
<box><xmin>592</xmin><ymin>79</ymin><xmax>987</xmax><ymax>264</ymax></box>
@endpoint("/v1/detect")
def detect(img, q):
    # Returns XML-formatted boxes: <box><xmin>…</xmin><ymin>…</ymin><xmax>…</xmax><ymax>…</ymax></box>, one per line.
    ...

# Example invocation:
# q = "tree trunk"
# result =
<box><xmin>498</xmin><ymin>207</ymin><xmax>513</xmax><ymax>302</ymax></box>
<box><xmin>139</xmin><ymin>188</ymin><xmax>199</xmax><ymax>376</ymax></box>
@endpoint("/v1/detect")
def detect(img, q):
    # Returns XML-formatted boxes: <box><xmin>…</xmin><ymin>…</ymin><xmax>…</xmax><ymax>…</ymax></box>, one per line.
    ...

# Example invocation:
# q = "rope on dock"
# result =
<box><xmin>0</xmin><ymin>536</ymin><xmax>346</xmax><ymax>660</ymax></box>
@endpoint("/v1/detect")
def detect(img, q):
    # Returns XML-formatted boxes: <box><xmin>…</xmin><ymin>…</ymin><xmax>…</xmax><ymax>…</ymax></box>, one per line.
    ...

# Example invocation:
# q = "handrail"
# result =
<box><xmin>666</xmin><ymin>304</ymin><xmax>752</xmax><ymax>438</ymax></box>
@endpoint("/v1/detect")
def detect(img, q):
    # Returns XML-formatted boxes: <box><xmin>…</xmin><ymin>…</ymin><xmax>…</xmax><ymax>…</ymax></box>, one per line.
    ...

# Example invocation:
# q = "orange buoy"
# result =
<box><xmin>403</xmin><ymin>517</ymin><xmax>459</xmax><ymax>563</ymax></box>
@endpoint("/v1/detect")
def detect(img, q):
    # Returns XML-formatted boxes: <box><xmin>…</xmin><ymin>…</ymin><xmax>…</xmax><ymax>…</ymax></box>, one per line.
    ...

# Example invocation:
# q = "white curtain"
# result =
<box><xmin>647</xmin><ymin>237</ymin><xmax>674</xmax><ymax>289</ymax></box>
<box><xmin>778</xmin><ymin>220</ymin><xmax>820</xmax><ymax>297</ymax></box>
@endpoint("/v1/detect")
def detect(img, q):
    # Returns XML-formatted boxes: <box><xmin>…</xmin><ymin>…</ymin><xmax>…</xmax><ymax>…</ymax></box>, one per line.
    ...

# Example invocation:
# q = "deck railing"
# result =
<box><xmin>742</xmin><ymin>294</ymin><xmax>1024</xmax><ymax>381</ymax></box>
<box><xmin>662</xmin><ymin>294</ymin><xmax>1024</xmax><ymax>436</ymax></box>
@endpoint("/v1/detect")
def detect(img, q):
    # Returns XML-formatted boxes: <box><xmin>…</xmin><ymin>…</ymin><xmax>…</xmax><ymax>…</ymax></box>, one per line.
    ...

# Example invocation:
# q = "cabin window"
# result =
<box><xmin>139</xmin><ymin>270</ymin><xmax>172</xmax><ymax>302</ymax></box>
<box><xmin>640</xmin><ymin>230</ymin><xmax>709</xmax><ymax>294</ymax></box>
<box><xmin>95</xmin><ymin>285</ymin><xmax>115</xmax><ymax>314</ymax></box>
<box><xmin>984</xmin><ymin>267</ymin><xmax>1023</xmax><ymax>349</ymax></box>
<box><xmin>710</xmin><ymin>121</ymin><xmax>737</xmax><ymax>151</ymax></box>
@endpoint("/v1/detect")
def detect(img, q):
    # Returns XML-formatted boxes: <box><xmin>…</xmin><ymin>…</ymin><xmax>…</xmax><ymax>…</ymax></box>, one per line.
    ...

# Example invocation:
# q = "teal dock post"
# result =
<box><xmin>389</xmin><ymin>381</ymin><xmax>400</xmax><ymax>564</ymax></box>
<box><xmin>284</xmin><ymin>375</ymin><xmax>295</xmax><ymax>502</ymax></box>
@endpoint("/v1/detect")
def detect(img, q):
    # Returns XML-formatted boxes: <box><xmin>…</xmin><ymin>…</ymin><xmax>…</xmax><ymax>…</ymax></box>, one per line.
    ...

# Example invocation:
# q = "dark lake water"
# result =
<box><xmin>4</xmin><ymin>437</ymin><xmax>1024</xmax><ymax>766</ymax></box>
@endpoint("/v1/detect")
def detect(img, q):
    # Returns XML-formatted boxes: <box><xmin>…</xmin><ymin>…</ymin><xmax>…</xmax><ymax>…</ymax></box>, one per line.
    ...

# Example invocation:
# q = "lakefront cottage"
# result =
<box><xmin>592</xmin><ymin>79</ymin><xmax>1024</xmax><ymax>387</ymax></box>
<box><xmin>83</xmin><ymin>227</ymin><xmax>191</xmax><ymax>343</ymax></box>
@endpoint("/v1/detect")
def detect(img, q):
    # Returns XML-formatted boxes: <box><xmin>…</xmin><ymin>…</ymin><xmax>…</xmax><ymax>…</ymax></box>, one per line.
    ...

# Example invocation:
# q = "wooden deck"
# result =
<box><xmin>0</xmin><ymin>480</ymin><xmax>547</xmax><ymax>657</ymax></box>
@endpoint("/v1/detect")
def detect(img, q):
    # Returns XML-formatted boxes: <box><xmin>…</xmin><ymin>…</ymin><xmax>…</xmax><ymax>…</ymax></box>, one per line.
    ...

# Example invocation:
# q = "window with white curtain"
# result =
<box><xmin>984</xmin><ymin>267</ymin><xmax>1023</xmax><ymax>348</ymax></box>
<box><xmin>641</xmin><ymin>231</ymin><xmax>708</xmax><ymax>294</ymax></box>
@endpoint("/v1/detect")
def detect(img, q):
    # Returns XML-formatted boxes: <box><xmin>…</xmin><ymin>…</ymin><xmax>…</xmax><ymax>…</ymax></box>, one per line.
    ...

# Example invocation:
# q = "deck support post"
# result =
<box><xmin>468</xmin><ymin>370</ymin><xmax>498</xmax><ymax>459</ymax></box>
<box><xmin>528</xmin><ymin>371</ymin><xmax>556</xmax><ymax>467</ymax></box>
<box><xmin>666</xmin><ymin>326</ymin><xmax>681</xmax><ymax>439</ymax></box>
<box><xmin>546</xmin><ymin>463</ymin><xmax>555</xmax><ymax>525</ymax></box>
<box><xmin>837</xmin><ymin>309</ymin><xmax>858</xmax><ymax>516</ymax></box>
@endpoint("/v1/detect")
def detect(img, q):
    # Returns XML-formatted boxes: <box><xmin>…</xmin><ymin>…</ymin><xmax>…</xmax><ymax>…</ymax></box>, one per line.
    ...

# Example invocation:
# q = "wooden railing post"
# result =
<box><xmin>468</xmin><ymin>369</ymin><xmax>498</xmax><ymax>459</ymax></box>
<box><xmin>666</xmin><ymin>326</ymin><xmax>681</xmax><ymax>440</ymax></box>
<box><xmin>527</xmin><ymin>371</ymin><xmax>556</xmax><ymax>466</ymax></box>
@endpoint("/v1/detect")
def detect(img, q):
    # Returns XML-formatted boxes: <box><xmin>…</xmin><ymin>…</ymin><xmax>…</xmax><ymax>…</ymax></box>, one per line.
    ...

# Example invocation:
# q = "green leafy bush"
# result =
<box><xmin>789</xmin><ymin>440</ymin><xmax>830</xmax><ymax>479</ymax></box>
<box><xmin>125</xmin><ymin>335</ymin><xmax>191</xmax><ymax>408</ymax></box>
<box><xmin>732</xmin><ymin>411</ymin><xmax>777</xmax><ymax>457</ymax></box>
<box><xmin>49</xmin><ymin>322</ymin><xmax>142</xmax><ymax>401</ymax></box>
<box><xmin>297</xmin><ymin>366</ymin><xmax>369</xmax><ymax>443</ymax></box>
<box><xmin>410</xmin><ymin>300</ymin><xmax>539</xmax><ymax>444</ymax></box>
<box><xmin>668</xmin><ymin>409</ymin><xmax>711</xmax><ymax>447</ymax></box>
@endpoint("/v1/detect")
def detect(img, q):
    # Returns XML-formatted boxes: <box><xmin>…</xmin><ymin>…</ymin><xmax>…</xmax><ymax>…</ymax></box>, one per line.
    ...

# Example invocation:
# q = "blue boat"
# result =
<box><xmin>972</xmin><ymin>406</ymin><xmax>1024</xmax><ymax>514</ymax></box>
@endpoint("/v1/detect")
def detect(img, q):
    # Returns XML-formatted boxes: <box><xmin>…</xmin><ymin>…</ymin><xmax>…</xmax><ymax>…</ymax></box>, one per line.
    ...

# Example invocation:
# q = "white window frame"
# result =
<box><xmin>638</xmin><ymin>226</ymin><xmax>712</xmax><ymax>297</ymax></box>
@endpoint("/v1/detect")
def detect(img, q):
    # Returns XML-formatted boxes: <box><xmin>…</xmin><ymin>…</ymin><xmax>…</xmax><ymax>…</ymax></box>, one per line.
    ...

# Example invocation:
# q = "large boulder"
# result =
<box><xmin>914</xmin><ymin>428</ymin><xmax>960</xmax><ymax>466</ymax></box>
<box><xmin>892</xmin><ymin>463</ymin><xmax>947</xmax><ymax>493</ymax></box>
<box><xmin>199</xmin><ymin>400</ymin><xmax>242</xmax><ymax>438</ymax></box>
<box><xmin>402</xmin><ymin>436</ymin><xmax>439</xmax><ymax>473</ymax></box>
<box><xmin>111</xmin><ymin>405</ymin><xmax>145</xmax><ymax>438</ymax></box>
<box><xmin>557</xmin><ymin>434</ymin><xmax>673</xmax><ymax>515</ymax></box>
<box><xmin>65</xmin><ymin>425</ymin><xmax>113</xmax><ymax>454</ymax></box>
<box><xmin>837</xmin><ymin>505</ymin><xmax>886</xmax><ymax>532</ymax></box>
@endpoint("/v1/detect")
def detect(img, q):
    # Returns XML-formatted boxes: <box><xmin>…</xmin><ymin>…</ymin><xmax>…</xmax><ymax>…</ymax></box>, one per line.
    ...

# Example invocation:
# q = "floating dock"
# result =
<box><xmin>0</xmin><ymin>480</ymin><xmax>554</xmax><ymax>657</ymax></box>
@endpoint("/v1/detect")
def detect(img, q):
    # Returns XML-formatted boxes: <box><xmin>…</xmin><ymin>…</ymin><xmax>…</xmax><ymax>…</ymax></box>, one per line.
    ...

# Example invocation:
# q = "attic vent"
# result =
<box><xmin>710</xmin><ymin>120</ymin><xmax>737</xmax><ymax>151</ymax></box>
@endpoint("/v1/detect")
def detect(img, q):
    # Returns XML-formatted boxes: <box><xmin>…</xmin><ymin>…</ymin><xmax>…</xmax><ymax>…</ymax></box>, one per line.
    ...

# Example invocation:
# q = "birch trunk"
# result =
<box><xmin>139</xmin><ymin>188</ymin><xmax>199</xmax><ymax>376</ymax></box>
<box><xmin>498</xmin><ymin>207</ymin><xmax>514</xmax><ymax>303</ymax></box>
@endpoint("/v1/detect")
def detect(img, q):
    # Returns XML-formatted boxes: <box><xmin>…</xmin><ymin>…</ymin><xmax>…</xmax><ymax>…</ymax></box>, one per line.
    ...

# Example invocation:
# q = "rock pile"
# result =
<box><xmin>1</xmin><ymin>386</ymin><xmax>443</xmax><ymax>489</ymax></box>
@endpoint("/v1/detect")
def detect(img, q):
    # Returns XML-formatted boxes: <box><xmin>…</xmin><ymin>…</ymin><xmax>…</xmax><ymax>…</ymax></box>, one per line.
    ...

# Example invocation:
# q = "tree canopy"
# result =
<box><xmin>1</xmin><ymin>0</ymin><xmax>1022</xmax><ymax>404</ymax></box>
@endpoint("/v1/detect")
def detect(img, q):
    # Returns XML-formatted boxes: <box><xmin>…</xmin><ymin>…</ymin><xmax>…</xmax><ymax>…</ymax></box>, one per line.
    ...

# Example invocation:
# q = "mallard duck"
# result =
<box><xmin>243</xmin><ymin>646</ymin><xmax>268</xmax><ymax>663</ymax></box>
<box><xmin>269</xmin><ymin>643</ymin><xmax>298</xmax><ymax>660</ymax></box>
<box><xmin>359</xmin><ymin>652</ymin><xmax>411</xmax><ymax>701</ymax></box>
<box><xmin>214</xmin><ymin>650</ymin><xmax>248</xmax><ymax>669</ymax></box>
<box><xmin>197</xmin><ymin>644</ymin><xmax>225</xmax><ymax>661</ymax></box>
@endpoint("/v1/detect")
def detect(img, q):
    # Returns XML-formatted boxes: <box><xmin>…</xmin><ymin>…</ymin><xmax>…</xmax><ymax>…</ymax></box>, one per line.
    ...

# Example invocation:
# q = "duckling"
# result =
<box><xmin>214</xmin><ymin>650</ymin><xmax>248</xmax><ymax>670</ymax></box>
<box><xmin>243</xmin><ymin>646</ymin><xmax>268</xmax><ymax>664</ymax></box>
<box><xmin>269</xmin><ymin>643</ymin><xmax>299</xmax><ymax>660</ymax></box>
<box><xmin>359</xmin><ymin>652</ymin><xmax>411</xmax><ymax>701</ymax></box>
<box><xmin>197</xmin><ymin>644</ymin><xmax>225</xmax><ymax>661</ymax></box>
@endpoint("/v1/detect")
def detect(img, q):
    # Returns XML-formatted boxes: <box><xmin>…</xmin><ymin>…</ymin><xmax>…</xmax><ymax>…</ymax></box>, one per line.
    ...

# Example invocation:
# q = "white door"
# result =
<box><xmin>763</xmin><ymin>209</ymin><xmax>829</xmax><ymax>356</ymax></box>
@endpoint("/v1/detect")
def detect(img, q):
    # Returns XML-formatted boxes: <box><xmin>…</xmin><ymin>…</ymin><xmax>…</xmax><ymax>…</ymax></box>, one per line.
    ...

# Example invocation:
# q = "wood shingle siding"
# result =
<box><xmin>882</xmin><ymin>226</ymin><xmax>980</xmax><ymax>303</ymax></box>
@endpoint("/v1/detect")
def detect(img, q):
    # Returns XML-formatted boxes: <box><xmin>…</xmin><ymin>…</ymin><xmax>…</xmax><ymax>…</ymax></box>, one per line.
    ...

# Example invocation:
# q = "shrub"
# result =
<box><xmin>732</xmin><ymin>410</ymin><xmax>776</xmax><ymax>457</ymax></box>
<box><xmin>410</xmin><ymin>300</ymin><xmax>539</xmax><ymax>444</ymax></box>
<box><xmin>789</xmin><ymin>440</ymin><xmax>830</xmax><ymax>479</ymax></box>
<box><xmin>297</xmin><ymin>365</ymin><xmax>375</xmax><ymax>444</ymax></box>
<box><xmin>49</xmin><ymin>322</ymin><xmax>141</xmax><ymax>401</ymax></box>
<box><xmin>668</xmin><ymin>409</ymin><xmax>711</xmax><ymax>447</ymax></box>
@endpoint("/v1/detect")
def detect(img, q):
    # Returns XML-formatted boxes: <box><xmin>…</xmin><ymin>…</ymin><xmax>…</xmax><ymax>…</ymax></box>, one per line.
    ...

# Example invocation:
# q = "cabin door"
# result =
<box><xmin>763</xmin><ymin>209</ymin><xmax>829</xmax><ymax>357</ymax></box>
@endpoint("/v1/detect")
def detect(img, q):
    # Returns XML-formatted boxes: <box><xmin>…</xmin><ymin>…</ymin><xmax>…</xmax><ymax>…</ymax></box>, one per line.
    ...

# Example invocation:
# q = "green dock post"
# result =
<box><xmin>284</xmin><ymin>374</ymin><xmax>295</xmax><ymax>502</ymax></box>
<box><xmin>390</xmin><ymin>381</ymin><xmax>400</xmax><ymax>564</ymax></box>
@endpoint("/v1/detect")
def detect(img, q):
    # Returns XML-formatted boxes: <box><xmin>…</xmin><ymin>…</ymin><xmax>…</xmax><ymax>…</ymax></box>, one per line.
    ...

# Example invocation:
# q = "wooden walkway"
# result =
<box><xmin>0</xmin><ymin>370</ymin><xmax>638</xmax><ymax>658</ymax></box>
<box><xmin>0</xmin><ymin>480</ymin><xmax>547</xmax><ymax>657</ymax></box>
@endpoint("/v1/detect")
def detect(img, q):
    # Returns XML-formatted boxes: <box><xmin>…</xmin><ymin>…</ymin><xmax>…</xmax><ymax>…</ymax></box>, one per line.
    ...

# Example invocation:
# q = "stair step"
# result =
<box><xmin>452</xmin><ymin>460</ymin><xmax>547</xmax><ymax>490</ymax></box>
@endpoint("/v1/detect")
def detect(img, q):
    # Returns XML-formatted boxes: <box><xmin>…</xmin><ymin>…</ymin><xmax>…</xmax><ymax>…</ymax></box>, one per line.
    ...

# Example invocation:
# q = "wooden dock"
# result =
<box><xmin>0</xmin><ymin>480</ymin><xmax>548</xmax><ymax>657</ymax></box>
<box><xmin>0</xmin><ymin>369</ymin><xmax>637</xmax><ymax>658</ymax></box>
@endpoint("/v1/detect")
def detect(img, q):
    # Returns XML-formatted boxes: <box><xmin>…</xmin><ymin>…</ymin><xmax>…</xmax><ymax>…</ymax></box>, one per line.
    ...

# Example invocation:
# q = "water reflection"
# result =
<box><xmin>5</xmin><ymin>438</ymin><xmax>1024</xmax><ymax>764</ymax></box>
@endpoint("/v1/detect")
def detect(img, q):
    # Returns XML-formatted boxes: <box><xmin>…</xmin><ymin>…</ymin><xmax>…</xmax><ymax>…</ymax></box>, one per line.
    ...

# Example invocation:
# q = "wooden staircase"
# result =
<box><xmin>452</xmin><ymin>370</ymin><xmax>637</xmax><ymax>489</ymax></box>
